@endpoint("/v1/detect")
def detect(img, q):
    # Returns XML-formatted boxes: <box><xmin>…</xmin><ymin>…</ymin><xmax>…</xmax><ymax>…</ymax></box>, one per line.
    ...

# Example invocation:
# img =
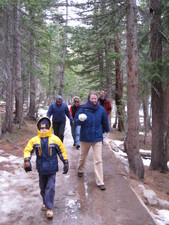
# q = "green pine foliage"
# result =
<box><xmin>1</xmin><ymin>0</ymin><xmax>168</xmax><ymax>108</ymax></box>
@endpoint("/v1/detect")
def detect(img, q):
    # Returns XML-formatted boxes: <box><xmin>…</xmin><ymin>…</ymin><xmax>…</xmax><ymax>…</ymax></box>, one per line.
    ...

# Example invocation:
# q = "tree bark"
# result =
<box><xmin>48</xmin><ymin>46</ymin><xmax>52</xmax><ymax>101</ymax></box>
<box><xmin>163</xmin><ymin>79</ymin><xmax>169</xmax><ymax>171</ymax></box>
<box><xmin>104</xmin><ymin>38</ymin><xmax>112</xmax><ymax>128</ymax></box>
<box><xmin>0</xmin><ymin>112</ymin><xmax>1</xmax><ymax>137</ymax></box>
<box><xmin>163</xmin><ymin>81</ymin><xmax>169</xmax><ymax>131</ymax></box>
<box><xmin>114</xmin><ymin>33</ymin><xmax>124</xmax><ymax>132</ymax></box>
<box><xmin>13</xmin><ymin>0</ymin><xmax>23</xmax><ymax>128</ymax></box>
<box><xmin>149</xmin><ymin>0</ymin><xmax>167</xmax><ymax>171</ymax></box>
<box><xmin>59</xmin><ymin>0</ymin><xmax>68</xmax><ymax>95</ymax></box>
<box><xmin>124</xmin><ymin>0</ymin><xmax>144</xmax><ymax>179</ymax></box>
<box><xmin>28</xmin><ymin>32</ymin><xmax>36</xmax><ymax>120</ymax></box>
<box><xmin>142</xmin><ymin>95</ymin><xmax>150</xmax><ymax>144</ymax></box>
<box><xmin>2</xmin><ymin>5</ymin><xmax>14</xmax><ymax>133</ymax></box>
<box><xmin>93</xmin><ymin>0</ymin><xmax>104</xmax><ymax>90</ymax></box>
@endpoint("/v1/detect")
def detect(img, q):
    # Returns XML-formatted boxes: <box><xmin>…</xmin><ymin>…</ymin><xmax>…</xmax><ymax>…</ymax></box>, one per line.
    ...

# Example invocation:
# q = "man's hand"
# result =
<box><xmin>70</xmin><ymin>120</ymin><xmax>74</xmax><ymax>126</ymax></box>
<box><xmin>78</xmin><ymin>114</ymin><xmax>87</xmax><ymax>122</ymax></box>
<box><xmin>63</xmin><ymin>160</ymin><xmax>69</xmax><ymax>174</ymax></box>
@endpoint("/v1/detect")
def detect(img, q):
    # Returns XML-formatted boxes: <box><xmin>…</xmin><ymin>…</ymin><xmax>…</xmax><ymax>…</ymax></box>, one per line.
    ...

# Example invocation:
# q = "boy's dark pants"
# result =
<box><xmin>39</xmin><ymin>173</ymin><xmax>56</xmax><ymax>209</ymax></box>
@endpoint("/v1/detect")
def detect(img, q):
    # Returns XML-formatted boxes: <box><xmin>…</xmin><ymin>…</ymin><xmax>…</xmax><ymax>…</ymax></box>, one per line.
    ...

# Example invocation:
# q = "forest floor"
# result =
<box><xmin>0</xmin><ymin>119</ymin><xmax>169</xmax><ymax>224</ymax></box>
<box><xmin>109</xmin><ymin>128</ymin><xmax>169</xmax><ymax>219</ymax></box>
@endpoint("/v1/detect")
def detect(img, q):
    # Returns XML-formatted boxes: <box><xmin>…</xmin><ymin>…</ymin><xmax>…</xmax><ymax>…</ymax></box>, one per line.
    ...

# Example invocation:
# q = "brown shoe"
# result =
<box><xmin>97</xmin><ymin>185</ymin><xmax>106</xmax><ymax>191</ymax></box>
<box><xmin>41</xmin><ymin>204</ymin><xmax>47</xmax><ymax>211</ymax></box>
<box><xmin>46</xmin><ymin>209</ymin><xmax>53</xmax><ymax>219</ymax></box>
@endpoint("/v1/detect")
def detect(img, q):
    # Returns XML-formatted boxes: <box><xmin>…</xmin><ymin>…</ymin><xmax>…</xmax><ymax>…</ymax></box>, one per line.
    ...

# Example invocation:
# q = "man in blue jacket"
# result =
<box><xmin>47</xmin><ymin>95</ymin><xmax>73</xmax><ymax>142</ymax></box>
<box><xmin>74</xmin><ymin>91</ymin><xmax>110</xmax><ymax>190</ymax></box>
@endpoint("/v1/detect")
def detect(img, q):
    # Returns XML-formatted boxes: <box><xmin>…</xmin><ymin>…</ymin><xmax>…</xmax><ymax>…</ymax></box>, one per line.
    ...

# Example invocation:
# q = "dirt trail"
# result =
<box><xmin>0</xmin><ymin>123</ymin><xmax>157</xmax><ymax>225</ymax></box>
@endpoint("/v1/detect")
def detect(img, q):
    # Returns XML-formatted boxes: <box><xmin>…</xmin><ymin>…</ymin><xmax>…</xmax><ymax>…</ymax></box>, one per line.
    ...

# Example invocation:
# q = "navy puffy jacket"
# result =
<box><xmin>47</xmin><ymin>102</ymin><xmax>72</xmax><ymax>123</ymax></box>
<box><xmin>74</xmin><ymin>105</ymin><xmax>110</xmax><ymax>143</ymax></box>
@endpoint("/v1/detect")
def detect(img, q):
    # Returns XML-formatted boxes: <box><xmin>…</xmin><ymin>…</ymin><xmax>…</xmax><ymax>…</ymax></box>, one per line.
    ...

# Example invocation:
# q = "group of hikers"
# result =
<box><xmin>23</xmin><ymin>90</ymin><xmax>112</xmax><ymax>219</ymax></box>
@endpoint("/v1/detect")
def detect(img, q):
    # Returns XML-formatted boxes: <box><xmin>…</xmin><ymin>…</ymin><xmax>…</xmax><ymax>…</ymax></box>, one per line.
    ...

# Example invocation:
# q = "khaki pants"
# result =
<box><xmin>77</xmin><ymin>141</ymin><xmax>104</xmax><ymax>186</ymax></box>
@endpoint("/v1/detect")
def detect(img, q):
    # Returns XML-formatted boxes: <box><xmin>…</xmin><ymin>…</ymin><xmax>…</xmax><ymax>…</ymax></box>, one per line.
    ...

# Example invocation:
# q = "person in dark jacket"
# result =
<box><xmin>47</xmin><ymin>95</ymin><xmax>73</xmax><ymax>142</ymax></box>
<box><xmin>23</xmin><ymin>116</ymin><xmax>69</xmax><ymax>219</ymax></box>
<box><xmin>98</xmin><ymin>90</ymin><xmax>112</xmax><ymax>136</ymax></box>
<box><xmin>98</xmin><ymin>90</ymin><xmax>112</xmax><ymax>116</ymax></box>
<box><xmin>70</xmin><ymin>96</ymin><xmax>81</xmax><ymax>149</ymax></box>
<box><xmin>74</xmin><ymin>91</ymin><xmax>110</xmax><ymax>191</ymax></box>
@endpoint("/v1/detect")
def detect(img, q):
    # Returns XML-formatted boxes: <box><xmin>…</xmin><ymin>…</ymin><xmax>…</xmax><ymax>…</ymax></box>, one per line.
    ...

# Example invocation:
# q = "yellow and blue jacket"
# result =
<box><xmin>23</xmin><ymin>116</ymin><xmax>68</xmax><ymax>175</ymax></box>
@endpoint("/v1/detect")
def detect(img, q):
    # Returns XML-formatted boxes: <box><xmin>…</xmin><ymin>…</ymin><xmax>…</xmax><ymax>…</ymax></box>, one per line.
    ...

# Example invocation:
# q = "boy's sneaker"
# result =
<box><xmin>76</xmin><ymin>145</ymin><xmax>80</xmax><ymax>150</ymax></box>
<box><xmin>41</xmin><ymin>204</ymin><xmax>47</xmax><ymax>211</ymax></box>
<box><xmin>73</xmin><ymin>143</ymin><xmax>76</xmax><ymax>146</ymax></box>
<box><xmin>46</xmin><ymin>209</ymin><xmax>53</xmax><ymax>219</ymax></box>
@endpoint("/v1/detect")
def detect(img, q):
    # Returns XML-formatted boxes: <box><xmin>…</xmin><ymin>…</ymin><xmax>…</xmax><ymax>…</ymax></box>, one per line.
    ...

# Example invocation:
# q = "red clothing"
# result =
<box><xmin>70</xmin><ymin>105</ymin><xmax>80</xmax><ymax>119</ymax></box>
<box><xmin>98</xmin><ymin>98</ymin><xmax>112</xmax><ymax>115</ymax></box>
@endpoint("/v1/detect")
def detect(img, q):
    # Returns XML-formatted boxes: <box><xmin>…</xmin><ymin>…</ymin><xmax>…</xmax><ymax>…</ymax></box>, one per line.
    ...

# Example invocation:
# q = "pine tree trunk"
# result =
<box><xmin>2</xmin><ymin>5</ymin><xmax>14</xmax><ymax>133</ymax></box>
<box><xmin>28</xmin><ymin>33</ymin><xmax>36</xmax><ymax>120</ymax></box>
<box><xmin>93</xmin><ymin>1</ymin><xmax>104</xmax><ymax>90</ymax></box>
<box><xmin>162</xmin><ymin>80</ymin><xmax>169</xmax><ymax>171</ymax></box>
<box><xmin>0</xmin><ymin>112</ymin><xmax>1</xmax><ymax>137</ymax></box>
<box><xmin>114</xmin><ymin>33</ymin><xmax>124</xmax><ymax>132</ymax></box>
<box><xmin>124</xmin><ymin>0</ymin><xmax>144</xmax><ymax>179</ymax></box>
<box><xmin>149</xmin><ymin>0</ymin><xmax>167</xmax><ymax>171</ymax></box>
<box><xmin>59</xmin><ymin>0</ymin><xmax>68</xmax><ymax>95</ymax></box>
<box><xmin>104</xmin><ymin>38</ymin><xmax>112</xmax><ymax>127</ymax></box>
<box><xmin>142</xmin><ymin>95</ymin><xmax>150</xmax><ymax>144</ymax></box>
<box><xmin>13</xmin><ymin>0</ymin><xmax>23</xmax><ymax>127</ymax></box>
<box><xmin>48</xmin><ymin>47</ymin><xmax>52</xmax><ymax>101</ymax></box>
<box><xmin>163</xmin><ymin>81</ymin><xmax>169</xmax><ymax>131</ymax></box>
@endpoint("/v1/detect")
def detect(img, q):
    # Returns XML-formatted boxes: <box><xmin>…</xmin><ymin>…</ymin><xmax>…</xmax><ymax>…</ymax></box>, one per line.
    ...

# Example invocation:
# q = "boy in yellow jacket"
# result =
<box><xmin>23</xmin><ymin>116</ymin><xmax>69</xmax><ymax>219</ymax></box>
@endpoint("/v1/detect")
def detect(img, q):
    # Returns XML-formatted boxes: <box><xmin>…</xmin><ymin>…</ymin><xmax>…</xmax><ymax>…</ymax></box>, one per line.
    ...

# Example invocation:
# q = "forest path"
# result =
<box><xmin>0</xmin><ymin>123</ymin><xmax>157</xmax><ymax>225</ymax></box>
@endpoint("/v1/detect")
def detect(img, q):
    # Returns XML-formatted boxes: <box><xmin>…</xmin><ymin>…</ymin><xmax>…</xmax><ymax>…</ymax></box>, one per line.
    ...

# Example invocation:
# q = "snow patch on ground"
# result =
<box><xmin>155</xmin><ymin>210</ymin><xmax>169</xmax><ymax>225</ymax></box>
<box><xmin>0</xmin><ymin>151</ymin><xmax>40</xmax><ymax>223</ymax></box>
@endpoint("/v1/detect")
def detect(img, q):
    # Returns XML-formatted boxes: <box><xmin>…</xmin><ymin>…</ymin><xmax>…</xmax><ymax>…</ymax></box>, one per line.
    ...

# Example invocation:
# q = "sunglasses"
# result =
<box><xmin>74</xmin><ymin>101</ymin><xmax>79</xmax><ymax>103</ymax></box>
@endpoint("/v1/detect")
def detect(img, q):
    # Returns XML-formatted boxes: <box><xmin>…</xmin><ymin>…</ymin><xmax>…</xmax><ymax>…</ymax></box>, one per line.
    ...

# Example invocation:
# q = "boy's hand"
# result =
<box><xmin>63</xmin><ymin>160</ymin><xmax>69</xmax><ymax>174</ymax></box>
<box><xmin>24</xmin><ymin>164</ymin><xmax>32</xmax><ymax>172</ymax></box>
<box><xmin>24</xmin><ymin>158</ymin><xmax>32</xmax><ymax>173</ymax></box>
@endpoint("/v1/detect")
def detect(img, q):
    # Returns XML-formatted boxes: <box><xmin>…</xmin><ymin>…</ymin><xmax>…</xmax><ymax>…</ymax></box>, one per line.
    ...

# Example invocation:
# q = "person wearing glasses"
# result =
<box><xmin>70</xmin><ymin>96</ymin><xmax>81</xmax><ymax>149</ymax></box>
<box><xmin>23</xmin><ymin>116</ymin><xmax>69</xmax><ymax>219</ymax></box>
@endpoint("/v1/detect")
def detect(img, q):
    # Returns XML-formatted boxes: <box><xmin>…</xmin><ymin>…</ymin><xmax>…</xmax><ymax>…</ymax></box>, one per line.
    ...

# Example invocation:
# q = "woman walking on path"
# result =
<box><xmin>74</xmin><ymin>91</ymin><xmax>110</xmax><ymax>190</ymax></box>
<box><xmin>70</xmin><ymin>96</ymin><xmax>81</xmax><ymax>149</ymax></box>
